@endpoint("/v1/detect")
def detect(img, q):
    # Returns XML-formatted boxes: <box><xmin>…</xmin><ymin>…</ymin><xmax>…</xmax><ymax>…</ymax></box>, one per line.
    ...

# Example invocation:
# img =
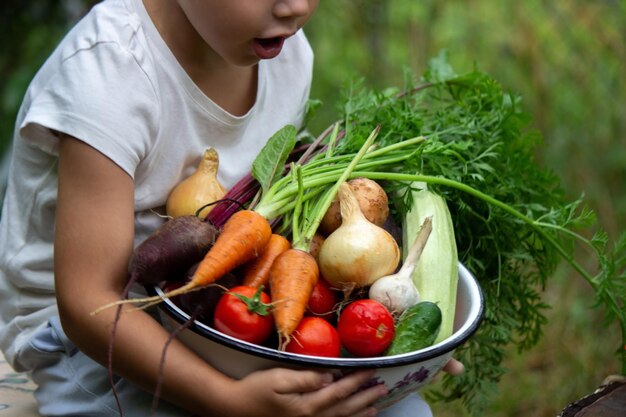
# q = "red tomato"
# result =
<box><xmin>337</xmin><ymin>299</ymin><xmax>395</xmax><ymax>357</ymax></box>
<box><xmin>306</xmin><ymin>276</ymin><xmax>339</xmax><ymax>321</ymax></box>
<box><xmin>285</xmin><ymin>317</ymin><xmax>341</xmax><ymax>357</ymax></box>
<box><xmin>213</xmin><ymin>285</ymin><xmax>274</xmax><ymax>345</ymax></box>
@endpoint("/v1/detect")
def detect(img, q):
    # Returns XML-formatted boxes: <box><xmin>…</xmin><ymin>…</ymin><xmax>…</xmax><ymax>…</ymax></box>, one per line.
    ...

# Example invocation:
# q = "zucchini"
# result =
<box><xmin>403</xmin><ymin>185</ymin><xmax>458</xmax><ymax>343</ymax></box>
<box><xmin>386</xmin><ymin>301</ymin><xmax>442</xmax><ymax>355</ymax></box>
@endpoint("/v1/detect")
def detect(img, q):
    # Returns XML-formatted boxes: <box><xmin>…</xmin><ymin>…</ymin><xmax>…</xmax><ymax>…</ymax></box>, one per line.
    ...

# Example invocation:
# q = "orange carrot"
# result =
<box><xmin>269</xmin><ymin>248</ymin><xmax>319</xmax><ymax>349</ymax></box>
<box><xmin>92</xmin><ymin>210</ymin><xmax>272</xmax><ymax>314</ymax></box>
<box><xmin>187</xmin><ymin>210</ymin><xmax>271</xmax><ymax>286</ymax></box>
<box><xmin>242</xmin><ymin>234</ymin><xmax>291</xmax><ymax>289</ymax></box>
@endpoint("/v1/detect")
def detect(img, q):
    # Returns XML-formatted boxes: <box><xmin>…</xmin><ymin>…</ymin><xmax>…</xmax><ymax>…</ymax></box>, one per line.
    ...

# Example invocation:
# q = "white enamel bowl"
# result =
<box><xmin>150</xmin><ymin>263</ymin><xmax>484</xmax><ymax>410</ymax></box>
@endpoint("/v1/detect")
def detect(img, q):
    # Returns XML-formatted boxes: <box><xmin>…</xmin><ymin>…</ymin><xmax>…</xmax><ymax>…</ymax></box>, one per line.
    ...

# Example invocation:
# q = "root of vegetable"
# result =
<box><xmin>319</xmin><ymin>177</ymin><xmax>389</xmax><ymax>235</ymax></box>
<box><xmin>369</xmin><ymin>216</ymin><xmax>432</xmax><ymax>315</ymax></box>
<box><xmin>318</xmin><ymin>182</ymin><xmax>400</xmax><ymax>291</ymax></box>
<box><xmin>91</xmin><ymin>210</ymin><xmax>272</xmax><ymax>314</ymax></box>
<box><xmin>127</xmin><ymin>215</ymin><xmax>219</xmax><ymax>286</ymax></box>
<box><xmin>166</xmin><ymin>148</ymin><xmax>226</xmax><ymax>219</ymax></box>
<box><xmin>269</xmin><ymin>248</ymin><xmax>319</xmax><ymax>350</ymax></box>
<box><xmin>242</xmin><ymin>234</ymin><xmax>291</xmax><ymax>289</ymax></box>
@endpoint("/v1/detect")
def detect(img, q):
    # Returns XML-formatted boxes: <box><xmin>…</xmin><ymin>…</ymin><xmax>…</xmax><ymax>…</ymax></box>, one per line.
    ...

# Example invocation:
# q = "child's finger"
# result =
<box><xmin>301</xmin><ymin>370</ymin><xmax>385</xmax><ymax>412</ymax></box>
<box><xmin>315</xmin><ymin>382</ymin><xmax>387</xmax><ymax>417</ymax></box>
<box><xmin>442</xmin><ymin>358</ymin><xmax>464</xmax><ymax>376</ymax></box>
<box><xmin>269</xmin><ymin>368</ymin><xmax>336</xmax><ymax>394</ymax></box>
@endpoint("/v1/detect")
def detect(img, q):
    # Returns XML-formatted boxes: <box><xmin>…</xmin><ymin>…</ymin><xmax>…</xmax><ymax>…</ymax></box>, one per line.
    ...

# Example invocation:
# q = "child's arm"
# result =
<box><xmin>54</xmin><ymin>135</ymin><xmax>386</xmax><ymax>417</ymax></box>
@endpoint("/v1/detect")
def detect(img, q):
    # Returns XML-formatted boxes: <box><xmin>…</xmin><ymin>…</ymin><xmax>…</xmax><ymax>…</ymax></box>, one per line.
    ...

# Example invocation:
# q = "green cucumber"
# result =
<box><xmin>385</xmin><ymin>301</ymin><xmax>442</xmax><ymax>356</ymax></box>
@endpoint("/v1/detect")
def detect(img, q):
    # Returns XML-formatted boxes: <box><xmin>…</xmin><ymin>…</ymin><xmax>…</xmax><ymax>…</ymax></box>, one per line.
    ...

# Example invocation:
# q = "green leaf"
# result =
<box><xmin>252</xmin><ymin>125</ymin><xmax>297</xmax><ymax>194</ymax></box>
<box><xmin>304</xmin><ymin>98</ymin><xmax>322</xmax><ymax>127</ymax></box>
<box><xmin>230</xmin><ymin>286</ymin><xmax>273</xmax><ymax>316</ymax></box>
<box><xmin>424</xmin><ymin>50</ymin><xmax>457</xmax><ymax>83</ymax></box>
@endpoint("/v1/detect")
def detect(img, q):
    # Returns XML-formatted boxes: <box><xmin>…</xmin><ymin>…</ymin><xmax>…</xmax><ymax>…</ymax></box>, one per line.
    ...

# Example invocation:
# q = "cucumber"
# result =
<box><xmin>385</xmin><ymin>301</ymin><xmax>442</xmax><ymax>356</ymax></box>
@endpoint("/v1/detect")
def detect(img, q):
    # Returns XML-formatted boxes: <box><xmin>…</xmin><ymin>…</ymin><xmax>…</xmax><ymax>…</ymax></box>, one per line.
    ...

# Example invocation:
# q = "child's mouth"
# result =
<box><xmin>252</xmin><ymin>37</ymin><xmax>285</xmax><ymax>59</ymax></box>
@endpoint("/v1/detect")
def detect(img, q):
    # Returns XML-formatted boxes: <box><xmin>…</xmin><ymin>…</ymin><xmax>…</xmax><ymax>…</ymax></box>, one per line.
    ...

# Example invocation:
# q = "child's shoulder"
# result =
<box><xmin>58</xmin><ymin>0</ymin><xmax>148</xmax><ymax>58</ymax></box>
<box><xmin>30</xmin><ymin>0</ymin><xmax>158</xmax><ymax>101</ymax></box>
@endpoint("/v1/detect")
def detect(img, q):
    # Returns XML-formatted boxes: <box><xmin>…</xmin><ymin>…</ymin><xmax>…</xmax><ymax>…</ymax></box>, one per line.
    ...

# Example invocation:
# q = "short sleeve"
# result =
<box><xmin>19</xmin><ymin>41</ymin><xmax>159</xmax><ymax>178</ymax></box>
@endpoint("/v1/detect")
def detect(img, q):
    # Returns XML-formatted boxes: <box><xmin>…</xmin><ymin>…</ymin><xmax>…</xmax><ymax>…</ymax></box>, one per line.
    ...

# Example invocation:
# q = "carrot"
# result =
<box><xmin>92</xmin><ymin>209</ymin><xmax>272</xmax><ymax>314</ymax></box>
<box><xmin>242</xmin><ymin>234</ymin><xmax>291</xmax><ymax>289</ymax></box>
<box><xmin>269</xmin><ymin>248</ymin><xmax>319</xmax><ymax>350</ymax></box>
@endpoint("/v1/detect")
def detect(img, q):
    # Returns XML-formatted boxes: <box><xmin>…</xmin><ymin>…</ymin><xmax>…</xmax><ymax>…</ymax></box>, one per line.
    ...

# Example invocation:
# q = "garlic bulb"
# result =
<box><xmin>166</xmin><ymin>148</ymin><xmax>226</xmax><ymax>219</ymax></box>
<box><xmin>369</xmin><ymin>216</ymin><xmax>432</xmax><ymax>315</ymax></box>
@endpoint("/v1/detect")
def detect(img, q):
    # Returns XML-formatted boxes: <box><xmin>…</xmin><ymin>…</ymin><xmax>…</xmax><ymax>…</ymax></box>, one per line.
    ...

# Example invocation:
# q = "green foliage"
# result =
<box><xmin>306</xmin><ymin>0</ymin><xmax>626</xmax><ymax>238</ymax></box>
<box><xmin>304</xmin><ymin>4</ymin><xmax>625</xmax><ymax>414</ymax></box>
<box><xmin>308</xmin><ymin>59</ymin><xmax>626</xmax><ymax>414</ymax></box>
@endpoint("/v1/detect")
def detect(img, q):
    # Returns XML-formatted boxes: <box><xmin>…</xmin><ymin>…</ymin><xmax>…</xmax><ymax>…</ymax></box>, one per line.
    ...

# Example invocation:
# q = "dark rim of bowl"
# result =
<box><xmin>146</xmin><ymin>264</ymin><xmax>485</xmax><ymax>369</ymax></box>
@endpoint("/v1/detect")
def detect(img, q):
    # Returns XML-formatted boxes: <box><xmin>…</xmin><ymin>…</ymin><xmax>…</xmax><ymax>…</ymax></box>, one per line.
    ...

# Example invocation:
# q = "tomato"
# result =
<box><xmin>285</xmin><ymin>317</ymin><xmax>341</xmax><ymax>357</ymax></box>
<box><xmin>306</xmin><ymin>276</ymin><xmax>339</xmax><ymax>321</ymax></box>
<box><xmin>337</xmin><ymin>299</ymin><xmax>395</xmax><ymax>357</ymax></box>
<box><xmin>213</xmin><ymin>285</ymin><xmax>274</xmax><ymax>345</ymax></box>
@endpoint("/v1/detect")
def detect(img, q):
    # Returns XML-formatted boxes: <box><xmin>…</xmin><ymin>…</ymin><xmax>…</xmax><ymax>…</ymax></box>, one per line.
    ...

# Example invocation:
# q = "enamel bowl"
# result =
<box><xmin>150</xmin><ymin>263</ymin><xmax>484</xmax><ymax>410</ymax></box>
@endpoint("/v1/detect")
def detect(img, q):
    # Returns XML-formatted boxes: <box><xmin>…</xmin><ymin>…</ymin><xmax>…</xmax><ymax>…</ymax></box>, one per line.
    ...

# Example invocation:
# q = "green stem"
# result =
<box><xmin>253</xmin><ymin>128</ymin><xmax>626</xmax><ymax>371</ymax></box>
<box><xmin>260</xmin><ymin>126</ymin><xmax>383</xmax><ymax>250</ymax></box>
<box><xmin>622</xmin><ymin>325</ymin><xmax>626</xmax><ymax>375</ymax></box>
<box><xmin>299</xmin><ymin>126</ymin><xmax>382</xmax><ymax>247</ymax></box>
<box><xmin>360</xmin><ymin>171</ymin><xmax>626</xmax><ymax>340</ymax></box>
<box><xmin>290</xmin><ymin>164</ymin><xmax>305</xmax><ymax>248</ymax></box>
<box><xmin>363</xmin><ymin>172</ymin><xmax>594</xmax><ymax>282</ymax></box>
<box><xmin>609</xmin><ymin>300</ymin><xmax>626</xmax><ymax>375</ymax></box>
<box><xmin>256</xmin><ymin>132</ymin><xmax>404</xmax><ymax>220</ymax></box>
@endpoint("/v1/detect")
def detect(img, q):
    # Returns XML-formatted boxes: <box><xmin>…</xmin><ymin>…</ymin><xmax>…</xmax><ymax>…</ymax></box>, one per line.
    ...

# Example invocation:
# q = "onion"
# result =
<box><xmin>166</xmin><ymin>148</ymin><xmax>226</xmax><ymax>219</ymax></box>
<box><xmin>318</xmin><ymin>182</ymin><xmax>400</xmax><ymax>291</ymax></box>
<box><xmin>319</xmin><ymin>177</ymin><xmax>389</xmax><ymax>235</ymax></box>
<box><xmin>368</xmin><ymin>216</ymin><xmax>432</xmax><ymax>315</ymax></box>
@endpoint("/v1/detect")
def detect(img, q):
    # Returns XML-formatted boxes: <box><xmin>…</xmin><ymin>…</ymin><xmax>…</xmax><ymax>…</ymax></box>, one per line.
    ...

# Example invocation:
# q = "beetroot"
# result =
<box><xmin>128</xmin><ymin>215</ymin><xmax>219</xmax><ymax>285</ymax></box>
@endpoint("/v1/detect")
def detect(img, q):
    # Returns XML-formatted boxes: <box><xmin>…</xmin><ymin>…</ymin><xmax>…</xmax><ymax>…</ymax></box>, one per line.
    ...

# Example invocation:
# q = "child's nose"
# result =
<box><xmin>273</xmin><ymin>0</ymin><xmax>313</xmax><ymax>20</ymax></box>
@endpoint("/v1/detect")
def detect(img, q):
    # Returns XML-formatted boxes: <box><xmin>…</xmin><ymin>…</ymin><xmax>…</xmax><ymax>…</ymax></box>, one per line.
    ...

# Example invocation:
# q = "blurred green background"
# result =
<box><xmin>1</xmin><ymin>1</ymin><xmax>624</xmax><ymax>416</ymax></box>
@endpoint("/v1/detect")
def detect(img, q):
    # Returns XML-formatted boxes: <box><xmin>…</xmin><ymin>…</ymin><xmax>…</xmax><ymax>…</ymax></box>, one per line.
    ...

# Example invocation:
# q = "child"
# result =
<box><xmin>0</xmin><ymin>0</ymin><xmax>457</xmax><ymax>415</ymax></box>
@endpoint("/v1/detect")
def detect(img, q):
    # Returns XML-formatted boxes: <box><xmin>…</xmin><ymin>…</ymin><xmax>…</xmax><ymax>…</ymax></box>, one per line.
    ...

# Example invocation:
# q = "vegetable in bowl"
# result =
<box><xmin>95</xmin><ymin>53</ymin><xmax>626</xmax><ymax>415</ymax></box>
<box><xmin>148</xmin><ymin>262</ymin><xmax>485</xmax><ymax>411</ymax></box>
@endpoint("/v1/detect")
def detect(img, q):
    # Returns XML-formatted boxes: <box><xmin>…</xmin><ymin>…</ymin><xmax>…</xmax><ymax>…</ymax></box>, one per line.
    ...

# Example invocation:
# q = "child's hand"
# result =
<box><xmin>226</xmin><ymin>367</ymin><xmax>386</xmax><ymax>417</ymax></box>
<box><xmin>442</xmin><ymin>358</ymin><xmax>464</xmax><ymax>376</ymax></box>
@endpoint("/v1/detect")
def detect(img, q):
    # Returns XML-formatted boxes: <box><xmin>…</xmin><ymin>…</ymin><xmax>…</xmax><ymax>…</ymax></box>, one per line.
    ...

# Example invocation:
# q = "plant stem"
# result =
<box><xmin>299</xmin><ymin>125</ymin><xmax>382</xmax><ymax>245</ymax></box>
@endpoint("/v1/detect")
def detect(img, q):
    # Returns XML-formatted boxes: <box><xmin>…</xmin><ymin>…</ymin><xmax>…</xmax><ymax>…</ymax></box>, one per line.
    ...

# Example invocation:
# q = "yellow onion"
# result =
<box><xmin>319</xmin><ymin>177</ymin><xmax>389</xmax><ymax>235</ymax></box>
<box><xmin>166</xmin><ymin>148</ymin><xmax>226</xmax><ymax>219</ymax></box>
<box><xmin>318</xmin><ymin>182</ymin><xmax>400</xmax><ymax>292</ymax></box>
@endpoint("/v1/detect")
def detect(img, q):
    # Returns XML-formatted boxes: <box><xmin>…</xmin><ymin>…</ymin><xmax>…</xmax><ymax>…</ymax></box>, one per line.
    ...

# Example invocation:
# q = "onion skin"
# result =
<box><xmin>319</xmin><ymin>177</ymin><xmax>389</xmax><ymax>235</ymax></box>
<box><xmin>318</xmin><ymin>182</ymin><xmax>400</xmax><ymax>290</ymax></box>
<box><xmin>166</xmin><ymin>148</ymin><xmax>226</xmax><ymax>219</ymax></box>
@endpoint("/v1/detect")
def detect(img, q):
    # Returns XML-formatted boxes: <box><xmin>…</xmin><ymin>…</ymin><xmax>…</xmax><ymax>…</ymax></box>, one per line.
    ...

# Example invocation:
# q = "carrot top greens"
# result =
<box><xmin>208</xmin><ymin>52</ymin><xmax>626</xmax><ymax>415</ymax></box>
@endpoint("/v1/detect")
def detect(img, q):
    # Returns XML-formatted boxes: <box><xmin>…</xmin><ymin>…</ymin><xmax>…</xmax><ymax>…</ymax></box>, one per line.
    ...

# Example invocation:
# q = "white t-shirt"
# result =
<box><xmin>0</xmin><ymin>0</ymin><xmax>313</xmax><ymax>370</ymax></box>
